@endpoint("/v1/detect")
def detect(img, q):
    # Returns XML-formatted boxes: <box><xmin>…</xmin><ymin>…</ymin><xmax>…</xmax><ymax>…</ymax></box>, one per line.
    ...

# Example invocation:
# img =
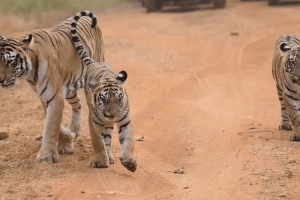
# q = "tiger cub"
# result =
<box><xmin>272</xmin><ymin>35</ymin><xmax>300</xmax><ymax>141</ymax></box>
<box><xmin>71</xmin><ymin>12</ymin><xmax>137</xmax><ymax>172</ymax></box>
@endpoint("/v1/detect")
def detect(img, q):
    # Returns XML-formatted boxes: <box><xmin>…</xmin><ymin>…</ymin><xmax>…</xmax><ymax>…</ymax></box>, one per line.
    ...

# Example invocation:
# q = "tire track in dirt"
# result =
<box><xmin>223</xmin><ymin>28</ymin><xmax>300</xmax><ymax>200</ymax></box>
<box><xmin>54</xmin><ymin>148</ymin><xmax>190</xmax><ymax>200</ymax></box>
<box><xmin>55</xmin><ymin>168</ymin><xmax>139</xmax><ymax>199</ymax></box>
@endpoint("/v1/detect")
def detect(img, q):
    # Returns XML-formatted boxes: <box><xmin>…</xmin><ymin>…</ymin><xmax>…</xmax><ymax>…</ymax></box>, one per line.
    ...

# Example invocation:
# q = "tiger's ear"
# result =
<box><xmin>88</xmin><ymin>77</ymin><xmax>99</xmax><ymax>91</ymax></box>
<box><xmin>280</xmin><ymin>43</ymin><xmax>291</xmax><ymax>52</ymax></box>
<box><xmin>116</xmin><ymin>70</ymin><xmax>127</xmax><ymax>85</ymax></box>
<box><xmin>22</xmin><ymin>34</ymin><xmax>33</xmax><ymax>47</ymax></box>
<box><xmin>22</xmin><ymin>34</ymin><xmax>32</xmax><ymax>43</ymax></box>
<box><xmin>0</xmin><ymin>36</ymin><xmax>3</xmax><ymax>41</ymax></box>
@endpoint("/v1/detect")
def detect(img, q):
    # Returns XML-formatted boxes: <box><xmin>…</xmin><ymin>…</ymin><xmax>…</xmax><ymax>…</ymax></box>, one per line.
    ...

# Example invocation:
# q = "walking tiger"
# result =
<box><xmin>0</xmin><ymin>11</ymin><xmax>104</xmax><ymax>163</ymax></box>
<box><xmin>272</xmin><ymin>34</ymin><xmax>300</xmax><ymax>141</ymax></box>
<box><xmin>71</xmin><ymin>11</ymin><xmax>137</xmax><ymax>172</ymax></box>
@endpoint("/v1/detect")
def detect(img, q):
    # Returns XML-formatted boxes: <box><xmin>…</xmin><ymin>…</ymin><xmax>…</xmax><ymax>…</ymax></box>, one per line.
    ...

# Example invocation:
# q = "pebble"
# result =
<box><xmin>0</xmin><ymin>130</ymin><xmax>9</xmax><ymax>140</ymax></box>
<box><xmin>279</xmin><ymin>193</ymin><xmax>287</xmax><ymax>197</ymax></box>
<box><xmin>107</xmin><ymin>191</ymin><xmax>116</xmax><ymax>195</ymax></box>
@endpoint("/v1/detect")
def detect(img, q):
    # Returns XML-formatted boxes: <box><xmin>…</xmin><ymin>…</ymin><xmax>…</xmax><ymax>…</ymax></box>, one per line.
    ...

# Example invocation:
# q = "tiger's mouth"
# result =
<box><xmin>291</xmin><ymin>75</ymin><xmax>300</xmax><ymax>84</ymax></box>
<box><xmin>103</xmin><ymin>112</ymin><xmax>115</xmax><ymax>119</ymax></box>
<box><xmin>1</xmin><ymin>83</ymin><xmax>14</xmax><ymax>88</ymax></box>
<box><xmin>1</xmin><ymin>79</ymin><xmax>15</xmax><ymax>88</ymax></box>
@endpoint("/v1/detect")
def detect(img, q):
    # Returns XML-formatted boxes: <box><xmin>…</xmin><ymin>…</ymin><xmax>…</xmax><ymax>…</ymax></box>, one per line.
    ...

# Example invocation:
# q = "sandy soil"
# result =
<box><xmin>1</xmin><ymin>1</ymin><xmax>300</xmax><ymax>199</ymax></box>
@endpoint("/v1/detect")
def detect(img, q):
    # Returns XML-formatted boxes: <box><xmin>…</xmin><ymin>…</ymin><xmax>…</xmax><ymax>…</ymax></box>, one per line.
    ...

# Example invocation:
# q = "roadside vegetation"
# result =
<box><xmin>0</xmin><ymin>0</ymin><xmax>136</xmax><ymax>13</ymax></box>
<box><xmin>0</xmin><ymin>0</ymin><xmax>137</xmax><ymax>28</ymax></box>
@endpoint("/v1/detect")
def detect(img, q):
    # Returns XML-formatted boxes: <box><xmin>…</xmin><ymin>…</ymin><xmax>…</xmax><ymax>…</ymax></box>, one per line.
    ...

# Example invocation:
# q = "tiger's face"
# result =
<box><xmin>93</xmin><ymin>85</ymin><xmax>125</xmax><ymax>118</ymax></box>
<box><xmin>0</xmin><ymin>35</ymin><xmax>32</xmax><ymax>88</ymax></box>
<box><xmin>280</xmin><ymin>43</ymin><xmax>300</xmax><ymax>84</ymax></box>
<box><xmin>285</xmin><ymin>52</ymin><xmax>300</xmax><ymax>84</ymax></box>
<box><xmin>89</xmin><ymin>70</ymin><xmax>128</xmax><ymax>120</ymax></box>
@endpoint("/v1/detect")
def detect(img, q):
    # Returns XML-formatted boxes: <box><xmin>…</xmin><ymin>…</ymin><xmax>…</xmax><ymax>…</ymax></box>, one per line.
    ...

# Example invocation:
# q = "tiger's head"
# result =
<box><xmin>0</xmin><ymin>35</ymin><xmax>33</xmax><ymax>88</ymax></box>
<box><xmin>280</xmin><ymin>42</ymin><xmax>300</xmax><ymax>84</ymax></box>
<box><xmin>88</xmin><ymin>70</ymin><xmax>128</xmax><ymax>120</ymax></box>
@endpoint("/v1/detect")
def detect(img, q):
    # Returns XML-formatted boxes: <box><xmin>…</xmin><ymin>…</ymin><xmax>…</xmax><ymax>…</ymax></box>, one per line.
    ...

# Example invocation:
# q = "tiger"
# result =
<box><xmin>71</xmin><ymin>12</ymin><xmax>137</xmax><ymax>172</ymax></box>
<box><xmin>0</xmin><ymin>11</ymin><xmax>104</xmax><ymax>163</ymax></box>
<box><xmin>272</xmin><ymin>34</ymin><xmax>300</xmax><ymax>141</ymax></box>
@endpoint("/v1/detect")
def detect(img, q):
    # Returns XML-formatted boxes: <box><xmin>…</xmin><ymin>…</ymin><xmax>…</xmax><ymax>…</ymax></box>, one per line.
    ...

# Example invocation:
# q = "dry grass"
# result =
<box><xmin>0</xmin><ymin>79</ymin><xmax>87</xmax><ymax>200</ymax></box>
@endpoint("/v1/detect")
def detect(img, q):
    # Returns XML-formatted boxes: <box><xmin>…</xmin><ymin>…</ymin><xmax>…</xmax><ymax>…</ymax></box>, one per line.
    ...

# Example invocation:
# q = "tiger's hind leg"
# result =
<box><xmin>117</xmin><ymin>118</ymin><xmax>137</xmax><ymax>172</ymax></box>
<box><xmin>89</xmin><ymin>115</ymin><xmax>109</xmax><ymax>168</ymax></box>
<box><xmin>56</xmin><ymin>91</ymin><xmax>81</xmax><ymax>154</ymax></box>
<box><xmin>39</xmin><ymin>99</ymin><xmax>76</xmax><ymax>155</ymax></box>
<box><xmin>65</xmin><ymin>91</ymin><xmax>81</xmax><ymax>138</ymax></box>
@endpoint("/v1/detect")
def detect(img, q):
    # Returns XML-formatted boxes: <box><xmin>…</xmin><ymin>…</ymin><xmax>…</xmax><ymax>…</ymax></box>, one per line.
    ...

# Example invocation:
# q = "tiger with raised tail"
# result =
<box><xmin>272</xmin><ymin>34</ymin><xmax>300</xmax><ymax>141</ymax></box>
<box><xmin>71</xmin><ymin>12</ymin><xmax>137</xmax><ymax>172</ymax></box>
<box><xmin>0</xmin><ymin>11</ymin><xmax>104</xmax><ymax>163</ymax></box>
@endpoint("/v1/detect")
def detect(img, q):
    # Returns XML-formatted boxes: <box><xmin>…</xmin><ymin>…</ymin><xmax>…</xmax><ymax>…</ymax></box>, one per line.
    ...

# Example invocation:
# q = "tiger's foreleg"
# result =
<box><xmin>279</xmin><ymin>106</ymin><xmax>293</xmax><ymax>130</ymax></box>
<box><xmin>117</xmin><ymin>118</ymin><xmax>137</xmax><ymax>172</ymax></box>
<box><xmin>284</xmin><ymin>95</ymin><xmax>300</xmax><ymax>141</ymax></box>
<box><xmin>278</xmin><ymin>89</ymin><xmax>293</xmax><ymax>130</ymax></box>
<box><xmin>37</xmin><ymin>94</ymin><xmax>64</xmax><ymax>163</ymax></box>
<box><xmin>103</xmin><ymin>126</ymin><xmax>115</xmax><ymax>164</ymax></box>
<box><xmin>88</xmin><ymin>114</ymin><xmax>109</xmax><ymax>168</ymax></box>
<box><xmin>39</xmin><ymin>99</ymin><xmax>76</xmax><ymax>155</ymax></box>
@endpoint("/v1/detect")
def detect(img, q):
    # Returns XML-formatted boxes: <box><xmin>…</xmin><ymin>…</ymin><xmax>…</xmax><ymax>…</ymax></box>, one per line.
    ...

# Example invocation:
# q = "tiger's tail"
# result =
<box><xmin>71</xmin><ymin>11</ymin><xmax>97</xmax><ymax>66</ymax></box>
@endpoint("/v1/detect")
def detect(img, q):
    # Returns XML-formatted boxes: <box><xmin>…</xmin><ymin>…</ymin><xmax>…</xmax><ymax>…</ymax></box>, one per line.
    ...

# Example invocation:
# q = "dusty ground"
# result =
<box><xmin>1</xmin><ymin>1</ymin><xmax>300</xmax><ymax>199</ymax></box>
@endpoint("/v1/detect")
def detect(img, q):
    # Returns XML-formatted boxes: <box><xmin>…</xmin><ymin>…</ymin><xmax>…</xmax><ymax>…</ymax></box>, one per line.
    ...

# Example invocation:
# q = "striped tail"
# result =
<box><xmin>71</xmin><ymin>11</ymin><xmax>97</xmax><ymax>66</ymax></box>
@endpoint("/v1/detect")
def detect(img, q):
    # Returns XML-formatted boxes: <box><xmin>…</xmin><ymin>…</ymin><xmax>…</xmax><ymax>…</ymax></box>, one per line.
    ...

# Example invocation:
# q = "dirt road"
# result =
<box><xmin>1</xmin><ymin>1</ymin><xmax>300</xmax><ymax>200</ymax></box>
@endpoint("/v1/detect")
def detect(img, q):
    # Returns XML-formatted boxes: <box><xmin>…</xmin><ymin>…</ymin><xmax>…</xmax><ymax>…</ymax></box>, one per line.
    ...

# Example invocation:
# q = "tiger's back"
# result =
<box><xmin>52</xmin><ymin>16</ymin><xmax>104</xmax><ymax>64</ymax></box>
<box><xmin>26</xmin><ymin>16</ymin><xmax>104</xmax><ymax>93</ymax></box>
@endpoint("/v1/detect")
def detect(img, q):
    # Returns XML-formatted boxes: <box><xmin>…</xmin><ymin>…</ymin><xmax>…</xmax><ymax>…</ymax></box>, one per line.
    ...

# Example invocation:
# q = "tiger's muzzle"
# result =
<box><xmin>1</xmin><ymin>77</ymin><xmax>16</xmax><ymax>88</ymax></box>
<box><xmin>290</xmin><ymin>58</ymin><xmax>300</xmax><ymax>84</ymax></box>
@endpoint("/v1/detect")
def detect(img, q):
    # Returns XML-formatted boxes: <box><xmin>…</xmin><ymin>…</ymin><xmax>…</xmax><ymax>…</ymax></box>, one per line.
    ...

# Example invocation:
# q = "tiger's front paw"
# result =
<box><xmin>289</xmin><ymin>132</ymin><xmax>300</xmax><ymax>141</ymax></box>
<box><xmin>69</xmin><ymin>123</ymin><xmax>81</xmax><ymax>138</ymax></box>
<box><xmin>58</xmin><ymin>141</ymin><xmax>74</xmax><ymax>155</ymax></box>
<box><xmin>108</xmin><ymin>153</ymin><xmax>115</xmax><ymax>164</ymax></box>
<box><xmin>120</xmin><ymin>157</ymin><xmax>137</xmax><ymax>172</ymax></box>
<box><xmin>90</xmin><ymin>160</ymin><xmax>109</xmax><ymax>168</ymax></box>
<box><xmin>279</xmin><ymin>122</ymin><xmax>293</xmax><ymax>130</ymax></box>
<box><xmin>37</xmin><ymin>147</ymin><xmax>59</xmax><ymax>163</ymax></box>
<box><xmin>90</xmin><ymin>153</ymin><xmax>109</xmax><ymax>168</ymax></box>
<box><xmin>58</xmin><ymin>127</ymin><xmax>76</xmax><ymax>154</ymax></box>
